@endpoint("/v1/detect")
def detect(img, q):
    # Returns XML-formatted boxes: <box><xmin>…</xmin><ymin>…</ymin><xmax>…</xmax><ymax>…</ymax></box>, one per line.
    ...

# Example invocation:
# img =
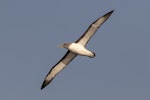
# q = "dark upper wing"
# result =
<box><xmin>76</xmin><ymin>10</ymin><xmax>114</xmax><ymax>46</ymax></box>
<box><xmin>41</xmin><ymin>51</ymin><xmax>77</xmax><ymax>89</ymax></box>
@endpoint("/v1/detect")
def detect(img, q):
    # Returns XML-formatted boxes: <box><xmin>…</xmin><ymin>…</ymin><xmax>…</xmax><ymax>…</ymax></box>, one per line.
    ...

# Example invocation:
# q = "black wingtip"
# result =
<box><xmin>41</xmin><ymin>80</ymin><xmax>49</xmax><ymax>90</ymax></box>
<box><xmin>111</xmin><ymin>9</ymin><xmax>115</xmax><ymax>13</ymax></box>
<box><xmin>104</xmin><ymin>9</ymin><xmax>114</xmax><ymax>17</ymax></box>
<box><xmin>109</xmin><ymin>9</ymin><xmax>114</xmax><ymax>14</ymax></box>
<box><xmin>111</xmin><ymin>9</ymin><xmax>114</xmax><ymax>14</ymax></box>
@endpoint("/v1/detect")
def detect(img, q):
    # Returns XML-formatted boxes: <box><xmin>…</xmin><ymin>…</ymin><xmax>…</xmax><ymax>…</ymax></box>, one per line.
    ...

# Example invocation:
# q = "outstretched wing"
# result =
<box><xmin>76</xmin><ymin>10</ymin><xmax>114</xmax><ymax>46</ymax></box>
<box><xmin>41</xmin><ymin>51</ymin><xmax>77</xmax><ymax>89</ymax></box>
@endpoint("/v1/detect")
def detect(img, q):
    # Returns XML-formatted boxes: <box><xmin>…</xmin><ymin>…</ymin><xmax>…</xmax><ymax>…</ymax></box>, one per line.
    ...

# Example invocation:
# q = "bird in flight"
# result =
<box><xmin>41</xmin><ymin>10</ymin><xmax>114</xmax><ymax>89</ymax></box>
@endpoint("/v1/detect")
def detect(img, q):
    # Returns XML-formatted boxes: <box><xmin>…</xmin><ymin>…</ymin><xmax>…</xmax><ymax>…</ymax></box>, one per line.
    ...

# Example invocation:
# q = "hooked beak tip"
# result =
<box><xmin>57</xmin><ymin>44</ymin><xmax>63</xmax><ymax>48</ymax></box>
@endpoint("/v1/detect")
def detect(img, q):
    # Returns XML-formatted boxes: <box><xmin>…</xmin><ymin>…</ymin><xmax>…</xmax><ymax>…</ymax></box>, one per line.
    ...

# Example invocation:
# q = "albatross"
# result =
<box><xmin>41</xmin><ymin>10</ymin><xmax>114</xmax><ymax>89</ymax></box>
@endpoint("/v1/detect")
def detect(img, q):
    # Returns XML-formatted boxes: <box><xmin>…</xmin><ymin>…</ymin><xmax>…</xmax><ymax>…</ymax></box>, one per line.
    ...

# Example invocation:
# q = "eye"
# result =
<box><xmin>65</xmin><ymin>43</ymin><xmax>68</xmax><ymax>46</ymax></box>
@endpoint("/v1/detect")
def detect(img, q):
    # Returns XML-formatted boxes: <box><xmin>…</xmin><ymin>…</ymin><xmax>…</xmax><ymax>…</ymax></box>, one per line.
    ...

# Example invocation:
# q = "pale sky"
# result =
<box><xmin>0</xmin><ymin>0</ymin><xmax>150</xmax><ymax>100</ymax></box>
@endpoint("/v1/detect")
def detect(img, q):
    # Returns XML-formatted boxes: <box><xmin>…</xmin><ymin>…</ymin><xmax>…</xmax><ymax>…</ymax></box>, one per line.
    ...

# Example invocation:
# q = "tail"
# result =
<box><xmin>89</xmin><ymin>52</ymin><xmax>96</xmax><ymax>58</ymax></box>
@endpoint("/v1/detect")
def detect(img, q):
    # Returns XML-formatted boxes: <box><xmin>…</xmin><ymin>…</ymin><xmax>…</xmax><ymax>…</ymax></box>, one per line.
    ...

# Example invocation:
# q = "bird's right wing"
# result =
<box><xmin>41</xmin><ymin>51</ymin><xmax>77</xmax><ymax>89</ymax></box>
<box><xmin>76</xmin><ymin>10</ymin><xmax>114</xmax><ymax>46</ymax></box>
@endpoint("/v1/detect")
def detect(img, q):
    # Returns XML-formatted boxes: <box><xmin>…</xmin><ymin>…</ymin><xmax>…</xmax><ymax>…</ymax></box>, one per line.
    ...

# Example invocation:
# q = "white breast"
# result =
<box><xmin>68</xmin><ymin>43</ymin><xmax>93</xmax><ymax>57</ymax></box>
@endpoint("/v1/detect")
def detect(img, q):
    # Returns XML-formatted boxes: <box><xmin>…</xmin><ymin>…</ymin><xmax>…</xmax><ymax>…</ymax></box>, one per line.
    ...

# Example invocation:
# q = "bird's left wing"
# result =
<box><xmin>76</xmin><ymin>10</ymin><xmax>114</xmax><ymax>46</ymax></box>
<box><xmin>41</xmin><ymin>51</ymin><xmax>77</xmax><ymax>89</ymax></box>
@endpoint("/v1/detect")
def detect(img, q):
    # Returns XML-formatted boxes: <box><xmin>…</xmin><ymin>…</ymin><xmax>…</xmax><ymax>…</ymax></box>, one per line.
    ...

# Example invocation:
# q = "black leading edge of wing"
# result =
<box><xmin>76</xmin><ymin>10</ymin><xmax>114</xmax><ymax>46</ymax></box>
<box><xmin>41</xmin><ymin>10</ymin><xmax>114</xmax><ymax>90</ymax></box>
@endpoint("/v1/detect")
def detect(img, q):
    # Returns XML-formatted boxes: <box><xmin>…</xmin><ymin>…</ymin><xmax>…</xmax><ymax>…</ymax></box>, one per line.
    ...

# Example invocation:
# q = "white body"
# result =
<box><xmin>41</xmin><ymin>10</ymin><xmax>113</xmax><ymax>89</ymax></box>
<box><xmin>68</xmin><ymin>43</ymin><xmax>94</xmax><ymax>57</ymax></box>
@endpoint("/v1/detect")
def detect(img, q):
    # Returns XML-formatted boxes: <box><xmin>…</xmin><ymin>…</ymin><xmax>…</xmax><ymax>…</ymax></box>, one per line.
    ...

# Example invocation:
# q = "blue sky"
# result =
<box><xmin>0</xmin><ymin>0</ymin><xmax>150</xmax><ymax>100</ymax></box>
